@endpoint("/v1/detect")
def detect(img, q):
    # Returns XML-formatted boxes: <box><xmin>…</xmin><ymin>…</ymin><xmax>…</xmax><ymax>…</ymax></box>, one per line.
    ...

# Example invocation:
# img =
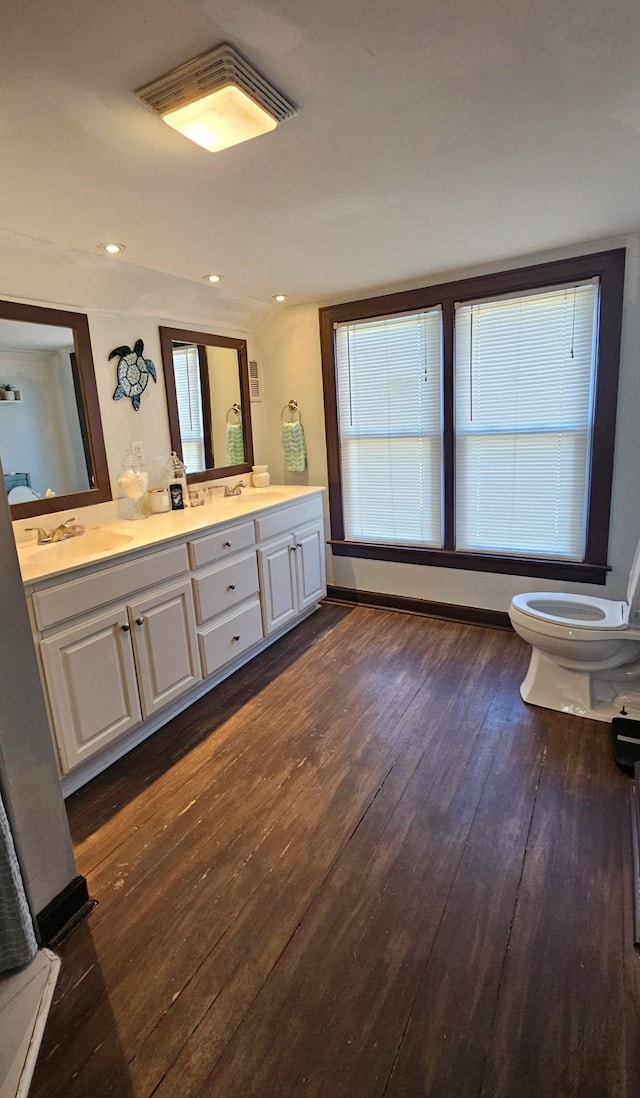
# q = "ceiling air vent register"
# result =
<box><xmin>136</xmin><ymin>43</ymin><xmax>296</xmax><ymax>153</ymax></box>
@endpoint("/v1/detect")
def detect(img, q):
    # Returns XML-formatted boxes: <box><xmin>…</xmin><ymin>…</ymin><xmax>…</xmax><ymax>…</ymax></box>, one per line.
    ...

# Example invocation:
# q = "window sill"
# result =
<box><xmin>329</xmin><ymin>540</ymin><xmax>610</xmax><ymax>585</ymax></box>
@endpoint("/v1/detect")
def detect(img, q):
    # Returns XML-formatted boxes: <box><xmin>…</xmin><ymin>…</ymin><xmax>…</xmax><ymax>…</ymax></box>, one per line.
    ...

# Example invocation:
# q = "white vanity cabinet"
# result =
<box><xmin>256</xmin><ymin>497</ymin><xmax>326</xmax><ymax>635</ymax></box>
<box><xmin>33</xmin><ymin>545</ymin><xmax>200</xmax><ymax>773</ymax></box>
<box><xmin>22</xmin><ymin>488</ymin><xmax>327</xmax><ymax>790</ymax></box>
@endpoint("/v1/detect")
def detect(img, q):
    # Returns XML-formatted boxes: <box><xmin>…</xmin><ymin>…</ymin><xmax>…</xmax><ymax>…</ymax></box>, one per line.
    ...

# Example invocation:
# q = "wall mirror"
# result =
<box><xmin>0</xmin><ymin>300</ymin><xmax>111</xmax><ymax>520</ymax></box>
<box><xmin>160</xmin><ymin>326</ymin><xmax>254</xmax><ymax>484</ymax></box>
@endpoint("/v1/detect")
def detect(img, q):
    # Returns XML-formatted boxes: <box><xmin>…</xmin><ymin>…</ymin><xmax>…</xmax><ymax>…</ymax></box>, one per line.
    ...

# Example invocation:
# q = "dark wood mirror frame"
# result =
<box><xmin>0</xmin><ymin>299</ymin><xmax>111</xmax><ymax>521</ymax></box>
<box><xmin>160</xmin><ymin>326</ymin><xmax>254</xmax><ymax>484</ymax></box>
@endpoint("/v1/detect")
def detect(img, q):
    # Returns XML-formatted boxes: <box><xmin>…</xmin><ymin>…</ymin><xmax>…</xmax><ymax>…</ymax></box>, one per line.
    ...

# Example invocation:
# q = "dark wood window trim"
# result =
<box><xmin>319</xmin><ymin>249</ymin><xmax>625</xmax><ymax>584</ymax></box>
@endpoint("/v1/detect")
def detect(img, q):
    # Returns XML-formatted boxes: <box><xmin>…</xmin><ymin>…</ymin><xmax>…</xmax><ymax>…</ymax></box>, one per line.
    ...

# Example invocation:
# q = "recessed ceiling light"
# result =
<box><xmin>100</xmin><ymin>242</ymin><xmax>126</xmax><ymax>254</ymax></box>
<box><xmin>136</xmin><ymin>42</ymin><xmax>296</xmax><ymax>154</ymax></box>
<box><xmin>273</xmin><ymin>294</ymin><xmax>289</xmax><ymax>302</ymax></box>
<box><xmin>204</xmin><ymin>274</ymin><xmax>223</xmax><ymax>283</ymax></box>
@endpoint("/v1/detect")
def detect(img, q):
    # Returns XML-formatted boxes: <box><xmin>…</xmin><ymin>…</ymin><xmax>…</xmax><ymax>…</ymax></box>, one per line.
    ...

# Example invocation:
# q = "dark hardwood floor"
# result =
<box><xmin>30</xmin><ymin>604</ymin><xmax>640</xmax><ymax>1097</ymax></box>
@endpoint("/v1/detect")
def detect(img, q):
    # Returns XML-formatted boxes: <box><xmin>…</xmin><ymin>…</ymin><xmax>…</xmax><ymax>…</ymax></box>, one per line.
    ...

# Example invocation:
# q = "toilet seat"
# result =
<box><xmin>511</xmin><ymin>592</ymin><xmax>628</xmax><ymax>632</ymax></box>
<box><xmin>7</xmin><ymin>485</ymin><xmax>40</xmax><ymax>503</ymax></box>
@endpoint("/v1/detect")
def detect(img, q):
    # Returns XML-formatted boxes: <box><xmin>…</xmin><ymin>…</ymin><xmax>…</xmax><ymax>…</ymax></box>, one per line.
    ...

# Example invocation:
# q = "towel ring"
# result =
<box><xmin>226</xmin><ymin>403</ymin><xmax>242</xmax><ymax>424</ymax></box>
<box><xmin>281</xmin><ymin>399</ymin><xmax>301</xmax><ymax>424</ymax></box>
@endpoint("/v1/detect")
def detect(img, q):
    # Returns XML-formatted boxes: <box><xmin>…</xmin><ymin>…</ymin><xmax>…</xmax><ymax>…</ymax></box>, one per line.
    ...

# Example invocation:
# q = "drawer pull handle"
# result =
<box><xmin>228</xmin><ymin>583</ymin><xmax>236</xmax><ymax>590</ymax></box>
<box><xmin>224</xmin><ymin>540</ymin><xmax>232</xmax><ymax>547</ymax></box>
<box><xmin>232</xmin><ymin>634</ymin><xmax>240</xmax><ymax>642</ymax></box>
<box><xmin>121</xmin><ymin>623</ymin><xmax>130</xmax><ymax>632</ymax></box>
<box><xmin>135</xmin><ymin>616</ymin><xmax>144</xmax><ymax>626</ymax></box>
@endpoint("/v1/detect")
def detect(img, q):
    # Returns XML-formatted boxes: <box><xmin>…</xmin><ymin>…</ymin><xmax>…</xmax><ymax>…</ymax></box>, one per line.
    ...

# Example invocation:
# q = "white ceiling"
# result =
<box><xmin>2</xmin><ymin>0</ymin><xmax>640</xmax><ymax>309</ymax></box>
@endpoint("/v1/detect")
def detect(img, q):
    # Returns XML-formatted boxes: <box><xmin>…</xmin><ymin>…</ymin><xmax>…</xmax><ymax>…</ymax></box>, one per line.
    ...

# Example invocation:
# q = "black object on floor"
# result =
<box><xmin>612</xmin><ymin>717</ymin><xmax>640</xmax><ymax>774</ymax></box>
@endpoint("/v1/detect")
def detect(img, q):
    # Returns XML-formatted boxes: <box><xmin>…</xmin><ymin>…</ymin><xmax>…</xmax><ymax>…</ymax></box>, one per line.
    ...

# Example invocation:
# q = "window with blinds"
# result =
<box><xmin>454</xmin><ymin>281</ymin><xmax>599</xmax><ymax>560</ymax></box>
<box><xmin>172</xmin><ymin>344</ymin><xmax>205</xmax><ymax>473</ymax></box>
<box><xmin>335</xmin><ymin>309</ymin><xmax>443</xmax><ymax>546</ymax></box>
<box><xmin>321</xmin><ymin>249</ymin><xmax>624</xmax><ymax>581</ymax></box>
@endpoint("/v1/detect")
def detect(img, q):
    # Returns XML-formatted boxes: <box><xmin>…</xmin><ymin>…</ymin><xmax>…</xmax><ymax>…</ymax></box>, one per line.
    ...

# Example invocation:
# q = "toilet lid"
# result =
<box><xmin>511</xmin><ymin>592</ymin><xmax>627</xmax><ymax>630</ymax></box>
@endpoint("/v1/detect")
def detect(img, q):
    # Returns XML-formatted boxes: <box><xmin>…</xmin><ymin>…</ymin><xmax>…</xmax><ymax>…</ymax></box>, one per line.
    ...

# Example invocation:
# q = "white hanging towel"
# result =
<box><xmin>282</xmin><ymin>420</ymin><xmax>307</xmax><ymax>472</ymax></box>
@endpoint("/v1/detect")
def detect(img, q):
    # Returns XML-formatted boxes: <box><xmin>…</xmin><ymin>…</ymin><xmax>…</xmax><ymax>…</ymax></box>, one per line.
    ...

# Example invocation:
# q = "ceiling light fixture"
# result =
<box><xmin>100</xmin><ymin>242</ymin><xmax>126</xmax><ymax>254</ymax></box>
<box><xmin>273</xmin><ymin>294</ymin><xmax>289</xmax><ymax>302</ymax></box>
<box><xmin>136</xmin><ymin>42</ymin><xmax>296</xmax><ymax>154</ymax></box>
<box><xmin>204</xmin><ymin>274</ymin><xmax>223</xmax><ymax>283</ymax></box>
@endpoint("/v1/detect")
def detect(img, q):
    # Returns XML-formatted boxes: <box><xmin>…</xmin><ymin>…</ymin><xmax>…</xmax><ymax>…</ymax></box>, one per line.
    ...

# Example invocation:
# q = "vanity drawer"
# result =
<box><xmin>192</xmin><ymin>552</ymin><xmax>259</xmax><ymax>624</ymax></box>
<box><xmin>188</xmin><ymin>521</ymin><xmax>255</xmax><ymax>569</ymax></box>
<box><xmin>198</xmin><ymin>599</ymin><xmax>264</xmax><ymax>678</ymax></box>
<box><xmin>254</xmin><ymin>496</ymin><xmax>323</xmax><ymax>542</ymax></box>
<box><xmin>32</xmin><ymin>544</ymin><xmax>190</xmax><ymax>631</ymax></box>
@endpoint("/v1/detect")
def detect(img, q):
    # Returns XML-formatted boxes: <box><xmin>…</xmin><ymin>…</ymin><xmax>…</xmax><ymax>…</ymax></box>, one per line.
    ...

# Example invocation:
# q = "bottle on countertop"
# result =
<box><xmin>162</xmin><ymin>451</ymin><xmax>189</xmax><ymax>507</ymax></box>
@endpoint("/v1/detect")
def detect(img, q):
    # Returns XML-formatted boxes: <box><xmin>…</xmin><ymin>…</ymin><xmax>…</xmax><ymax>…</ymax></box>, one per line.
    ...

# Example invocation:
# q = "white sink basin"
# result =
<box><xmin>19</xmin><ymin>527</ymin><xmax>136</xmax><ymax>563</ymax></box>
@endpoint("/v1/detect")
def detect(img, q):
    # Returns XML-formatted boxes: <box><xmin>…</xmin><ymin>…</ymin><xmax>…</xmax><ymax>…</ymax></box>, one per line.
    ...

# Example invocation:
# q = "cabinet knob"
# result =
<box><xmin>289</xmin><ymin>544</ymin><xmax>297</xmax><ymax>552</ymax></box>
<box><xmin>232</xmin><ymin>634</ymin><xmax>240</xmax><ymax>642</ymax></box>
<box><xmin>121</xmin><ymin>623</ymin><xmax>130</xmax><ymax>632</ymax></box>
<box><xmin>224</xmin><ymin>540</ymin><xmax>232</xmax><ymax>547</ymax></box>
<box><xmin>135</xmin><ymin>616</ymin><xmax>144</xmax><ymax>626</ymax></box>
<box><xmin>228</xmin><ymin>583</ymin><xmax>236</xmax><ymax>590</ymax></box>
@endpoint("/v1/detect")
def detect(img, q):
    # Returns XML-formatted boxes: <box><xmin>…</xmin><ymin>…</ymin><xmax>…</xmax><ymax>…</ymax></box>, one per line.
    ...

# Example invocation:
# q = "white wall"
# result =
<box><xmin>258</xmin><ymin>233</ymin><xmax>640</xmax><ymax>612</ymax></box>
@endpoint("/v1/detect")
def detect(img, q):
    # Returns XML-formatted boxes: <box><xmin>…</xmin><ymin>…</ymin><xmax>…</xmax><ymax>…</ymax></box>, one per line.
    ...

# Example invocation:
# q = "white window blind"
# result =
<box><xmin>335</xmin><ymin>309</ymin><xmax>443</xmax><ymax>546</ymax></box>
<box><xmin>173</xmin><ymin>344</ymin><xmax>205</xmax><ymax>473</ymax></box>
<box><xmin>454</xmin><ymin>280</ymin><xmax>599</xmax><ymax>560</ymax></box>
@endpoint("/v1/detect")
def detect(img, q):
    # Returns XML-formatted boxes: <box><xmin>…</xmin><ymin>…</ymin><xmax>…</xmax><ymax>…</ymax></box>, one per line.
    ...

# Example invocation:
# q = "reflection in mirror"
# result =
<box><xmin>160</xmin><ymin>327</ymin><xmax>254</xmax><ymax>484</ymax></box>
<box><xmin>0</xmin><ymin>300</ymin><xmax>111</xmax><ymax>520</ymax></box>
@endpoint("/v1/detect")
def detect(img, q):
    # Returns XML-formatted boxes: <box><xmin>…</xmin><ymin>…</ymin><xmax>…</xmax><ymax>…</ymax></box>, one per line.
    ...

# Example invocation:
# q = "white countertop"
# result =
<box><xmin>16</xmin><ymin>486</ymin><xmax>325</xmax><ymax>585</ymax></box>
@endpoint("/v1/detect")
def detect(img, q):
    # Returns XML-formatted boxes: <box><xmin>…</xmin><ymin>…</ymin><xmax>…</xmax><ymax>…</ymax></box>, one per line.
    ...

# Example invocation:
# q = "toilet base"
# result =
<box><xmin>520</xmin><ymin>649</ymin><xmax>640</xmax><ymax>723</ymax></box>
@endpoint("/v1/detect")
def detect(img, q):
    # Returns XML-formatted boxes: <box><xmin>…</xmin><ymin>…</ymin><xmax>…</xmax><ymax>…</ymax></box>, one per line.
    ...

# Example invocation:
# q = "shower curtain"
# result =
<box><xmin>0</xmin><ymin>789</ymin><xmax>37</xmax><ymax>972</ymax></box>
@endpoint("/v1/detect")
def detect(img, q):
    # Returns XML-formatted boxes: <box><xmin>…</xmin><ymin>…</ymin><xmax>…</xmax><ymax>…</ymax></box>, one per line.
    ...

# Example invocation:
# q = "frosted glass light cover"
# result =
<box><xmin>163</xmin><ymin>85</ymin><xmax>277</xmax><ymax>152</ymax></box>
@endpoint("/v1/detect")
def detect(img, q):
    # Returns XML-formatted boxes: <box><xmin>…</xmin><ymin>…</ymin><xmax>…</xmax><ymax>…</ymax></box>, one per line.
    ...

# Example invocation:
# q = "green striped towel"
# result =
<box><xmin>225</xmin><ymin>423</ymin><xmax>245</xmax><ymax>465</ymax></box>
<box><xmin>282</xmin><ymin>421</ymin><xmax>307</xmax><ymax>472</ymax></box>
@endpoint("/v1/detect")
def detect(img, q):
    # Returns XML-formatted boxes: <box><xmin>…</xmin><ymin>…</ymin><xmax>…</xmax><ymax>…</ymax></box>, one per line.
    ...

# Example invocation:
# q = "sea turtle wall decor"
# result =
<box><xmin>109</xmin><ymin>339</ymin><xmax>157</xmax><ymax>411</ymax></box>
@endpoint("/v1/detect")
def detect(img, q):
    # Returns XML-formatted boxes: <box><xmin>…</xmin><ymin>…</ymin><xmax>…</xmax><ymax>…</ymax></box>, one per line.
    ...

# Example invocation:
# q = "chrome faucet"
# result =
<box><xmin>25</xmin><ymin>517</ymin><xmax>85</xmax><ymax>544</ymax></box>
<box><xmin>223</xmin><ymin>480</ymin><xmax>246</xmax><ymax>497</ymax></box>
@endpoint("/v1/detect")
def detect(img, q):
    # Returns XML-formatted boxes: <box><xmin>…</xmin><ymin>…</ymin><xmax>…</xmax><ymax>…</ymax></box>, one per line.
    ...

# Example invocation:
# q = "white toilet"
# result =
<box><xmin>509</xmin><ymin>538</ymin><xmax>640</xmax><ymax>722</ymax></box>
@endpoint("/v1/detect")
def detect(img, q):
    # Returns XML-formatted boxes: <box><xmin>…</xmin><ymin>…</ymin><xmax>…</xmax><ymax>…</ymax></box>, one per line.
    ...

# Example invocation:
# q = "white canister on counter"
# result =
<box><xmin>148</xmin><ymin>487</ymin><xmax>171</xmax><ymax>513</ymax></box>
<box><xmin>252</xmin><ymin>464</ymin><xmax>270</xmax><ymax>487</ymax></box>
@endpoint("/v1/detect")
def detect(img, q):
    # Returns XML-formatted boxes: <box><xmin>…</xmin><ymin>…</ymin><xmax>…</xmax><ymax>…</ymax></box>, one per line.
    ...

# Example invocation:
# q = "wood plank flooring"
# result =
<box><xmin>29</xmin><ymin>604</ymin><xmax>640</xmax><ymax>1097</ymax></box>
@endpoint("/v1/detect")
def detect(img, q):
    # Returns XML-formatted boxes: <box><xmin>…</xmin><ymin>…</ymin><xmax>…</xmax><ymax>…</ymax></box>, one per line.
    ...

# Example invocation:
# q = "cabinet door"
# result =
<box><xmin>129</xmin><ymin>578</ymin><xmax>201</xmax><ymax>718</ymax></box>
<box><xmin>258</xmin><ymin>535</ymin><xmax>298</xmax><ymax>635</ymax></box>
<box><xmin>294</xmin><ymin>521</ymin><xmax>327</xmax><ymax>612</ymax></box>
<box><xmin>40</xmin><ymin>606</ymin><xmax>141</xmax><ymax>773</ymax></box>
